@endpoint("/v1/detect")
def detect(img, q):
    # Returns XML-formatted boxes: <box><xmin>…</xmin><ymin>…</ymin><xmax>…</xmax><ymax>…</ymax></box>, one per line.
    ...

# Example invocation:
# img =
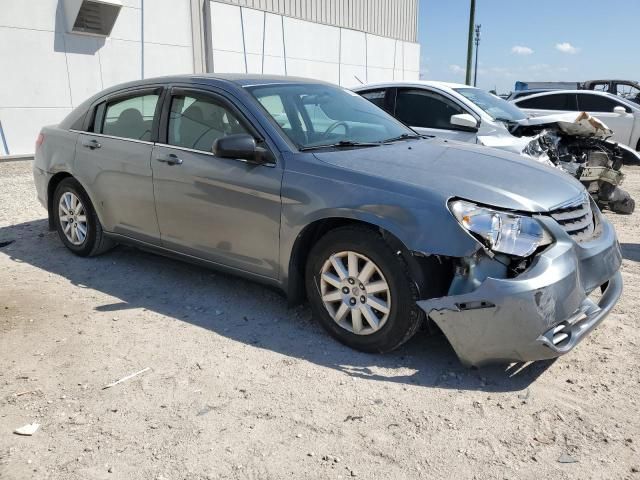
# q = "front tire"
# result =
<box><xmin>53</xmin><ymin>177</ymin><xmax>114</xmax><ymax>257</ymax></box>
<box><xmin>305</xmin><ymin>226</ymin><xmax>423</xmax><ymax>353</ymax></box>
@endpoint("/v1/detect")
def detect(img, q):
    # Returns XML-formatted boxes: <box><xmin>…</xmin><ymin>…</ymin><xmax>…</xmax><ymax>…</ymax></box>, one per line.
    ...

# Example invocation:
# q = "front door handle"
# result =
<box><xmin>155</xmin><ymin>153</ymin><xmax>183</xmax><ymax>166</ymax></box>
<box><xmin>82</xmin><ymin>139</ymin><xmax>101</xmax><ymax>149</ymax></box>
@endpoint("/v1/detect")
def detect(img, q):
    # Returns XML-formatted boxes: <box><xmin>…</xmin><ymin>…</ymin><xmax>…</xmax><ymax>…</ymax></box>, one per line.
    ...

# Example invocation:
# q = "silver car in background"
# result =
<box><xmin>33</xmin><ymin>74</ymin><xmax>622</xmax><ymax>366</ymax></box>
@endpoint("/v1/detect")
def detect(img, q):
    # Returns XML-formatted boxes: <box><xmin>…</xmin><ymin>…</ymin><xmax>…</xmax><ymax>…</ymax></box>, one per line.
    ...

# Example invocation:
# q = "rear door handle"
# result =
<box><xmin>82</xmin><ymin>139</ymin><xmax>101</xmax><ymax>149</ymax></box>
<box><xmin>155</xmin><ymin>153</ymin><xmax>183</xmax><ymax>166</ymax></box>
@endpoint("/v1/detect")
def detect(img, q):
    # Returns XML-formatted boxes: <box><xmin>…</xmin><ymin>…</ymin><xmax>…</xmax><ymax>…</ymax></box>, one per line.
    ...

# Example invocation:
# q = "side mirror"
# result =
<box><xmin>212</xmin><ymin>134</ymin><xmax>273</xmax><ymax>164</ymax></box>
<box><xmin>450</xmin><ymin>113</ymin><xmax>479</xmax><ymax>131</ymax></box>
<box><xmin>613</xmin><ymin>105</ymin><xmax>627</xmax><ymax>114</ymax></box>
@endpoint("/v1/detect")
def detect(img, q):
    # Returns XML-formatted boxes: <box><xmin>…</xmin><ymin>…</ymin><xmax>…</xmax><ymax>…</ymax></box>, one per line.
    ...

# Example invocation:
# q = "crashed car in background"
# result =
<box><xmin>352</xmin><ymin>81</ymin><xmax>638</xmax><ymax>214</ymax></box>
<box><xmin>483</xmin><ymin>112</ymin><xmax>636</xmax><ymax>214</ymax></box>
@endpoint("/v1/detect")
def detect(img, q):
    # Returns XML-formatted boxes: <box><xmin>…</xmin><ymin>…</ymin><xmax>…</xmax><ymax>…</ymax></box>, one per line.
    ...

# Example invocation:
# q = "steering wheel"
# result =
<box><xmin>322</xmin><ymin>121</ymin><xmax>350</xmax><ymax>138</ymax></box>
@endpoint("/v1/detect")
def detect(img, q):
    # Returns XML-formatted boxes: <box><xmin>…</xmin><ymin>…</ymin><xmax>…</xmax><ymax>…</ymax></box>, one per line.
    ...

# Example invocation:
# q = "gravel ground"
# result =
<box><xmin>0</xmin><ymin>160</ymin><xmax>639</xmax><ymax>480</ymax></box>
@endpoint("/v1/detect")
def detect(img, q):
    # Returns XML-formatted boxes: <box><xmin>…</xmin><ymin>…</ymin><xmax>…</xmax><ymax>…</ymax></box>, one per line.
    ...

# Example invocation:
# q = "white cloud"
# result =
<box><xmin>511</xmin><ymin>45</ymin><xmax>533</xmax><ymax>56</ymax></box>
<box><xmin>555</xmin><ymin>42</ymin><xmax>579</xmax><ymax>54</ymax></box>
<box><xmin>449</xmin><ymin>64</ymin><xmax>465</xmax><ymax>75</ymax></box>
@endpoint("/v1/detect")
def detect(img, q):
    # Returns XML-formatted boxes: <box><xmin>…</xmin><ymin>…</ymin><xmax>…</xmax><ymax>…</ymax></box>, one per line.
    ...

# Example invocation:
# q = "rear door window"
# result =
<box><xmin>517</xmin><ymin>93</ymin><xmax>577</xmax><ymax>111</ymax></box>
<box><xmin>102</xmin><ymin>93</ymin><xmax>159</xmax><ymax>141</ymax></box>
<box><xmin>577</xmin><ymin>94</ymin><xmax>628</xmax><ymax>113</ymax></box>
<box><xmin>359</xmin><ymin>89</ymin><xmax>393</xmax><ymax>113</ymax></box>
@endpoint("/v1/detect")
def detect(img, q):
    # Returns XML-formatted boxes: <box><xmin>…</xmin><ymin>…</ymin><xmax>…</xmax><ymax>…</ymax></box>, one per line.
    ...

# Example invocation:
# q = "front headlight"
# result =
<box><xmin>449</xmin><ymin>200</ymin><xmax>553</xmax><ymax>257</ymax></box>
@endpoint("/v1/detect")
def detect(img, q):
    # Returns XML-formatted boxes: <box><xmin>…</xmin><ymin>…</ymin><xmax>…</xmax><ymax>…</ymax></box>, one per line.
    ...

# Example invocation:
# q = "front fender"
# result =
<box><xmin>278</xmin><ymin>166</ymin><xmax>480</xmax><ymax>291</ymax></box>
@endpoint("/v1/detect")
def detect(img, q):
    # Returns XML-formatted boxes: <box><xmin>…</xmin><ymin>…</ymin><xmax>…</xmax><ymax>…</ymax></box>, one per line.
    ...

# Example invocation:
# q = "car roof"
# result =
<box><xmin>351</xmin><ymin>80</ymin><xmax>470</xmax><ymax>91</ymax></box>
<box><xmin>94</xmin><ymin>73</ymin><xmax>336</xmax><ymax>97</ymax></box>
<box><xmin>190</xmin><ymin>73</ymin><xmax>334</xmax><ymax>87</ymax></box>
<box><xmin>513</xmin><ymin>89</ymin><xmax>615</xmax><ymax>100</ymax></box>
<box><xmin>512</xmin><ymin>88</ymin><xmax>640</xmax><ymax>110</ymax></box>
<box><xmin>509</xmin><ymin>88</ymin><xmax>555</xmax><ymax>96</ymax></box>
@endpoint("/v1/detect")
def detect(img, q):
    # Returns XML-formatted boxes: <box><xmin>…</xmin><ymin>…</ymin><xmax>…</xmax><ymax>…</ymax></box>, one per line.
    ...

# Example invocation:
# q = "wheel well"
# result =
<box><xmin>46</xmin><ymin>172</ymin><xmax>73</xmax><ymax>230</ymax></box>
<box><xmin>286</xmin><ymin>218</ymin><xmax>453</xmax><ymax>306</ymax></box>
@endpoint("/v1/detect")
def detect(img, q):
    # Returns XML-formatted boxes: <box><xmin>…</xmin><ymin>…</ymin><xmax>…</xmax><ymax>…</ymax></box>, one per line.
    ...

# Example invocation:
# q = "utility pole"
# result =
<box><xmin>465</xmin><ymin>0</ymin><xmax>476</xmax><ymax>85</ymax></box>
<box><xmin>473</xmin><ymin>24</ymin><xmax>481</xmax><ymax>87</ymax></box>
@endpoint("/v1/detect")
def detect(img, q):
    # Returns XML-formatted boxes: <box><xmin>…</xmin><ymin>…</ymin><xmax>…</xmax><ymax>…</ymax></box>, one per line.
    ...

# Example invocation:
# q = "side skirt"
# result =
<box><xmin>105</xmin><ymin>232</ymin><xmax>286</xmax><ymax>296</ymax></box>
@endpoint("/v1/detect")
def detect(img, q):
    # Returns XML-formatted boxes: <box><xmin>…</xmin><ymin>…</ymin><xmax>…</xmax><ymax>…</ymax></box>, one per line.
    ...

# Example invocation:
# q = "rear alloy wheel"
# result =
<box><xmin>53</xmin><ymin>177</ymin><xmax>114</xmax><ymax>257</ymax></box>
<box><xmin>58</xmin><ymin>191</ymin><xmax>88</xmax><ymax>246</ymax></box>
<box><xmin>306</xmin><ymin>226</ymin><xmax>423</xmax><ymax>353</ymax></box>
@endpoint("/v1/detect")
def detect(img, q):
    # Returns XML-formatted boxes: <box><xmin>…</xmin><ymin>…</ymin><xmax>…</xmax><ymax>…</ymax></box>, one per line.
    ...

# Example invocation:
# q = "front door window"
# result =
<box><xmin>168</xmin><ymin>94</ymin><xmax>249</xmax><ymax>152</ymax></box>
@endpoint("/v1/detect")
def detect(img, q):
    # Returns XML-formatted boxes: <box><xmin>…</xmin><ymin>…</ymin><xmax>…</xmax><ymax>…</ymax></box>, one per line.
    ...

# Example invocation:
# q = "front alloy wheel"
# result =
<box><xmin>319</xmin><ymin>251</ymin><xmax>391</xmax><ymax>335</ymax></box>
<box><xmin>306</xmin><ymin>226</ymin><xmax>424</xmax><ymax>353</ymax></box>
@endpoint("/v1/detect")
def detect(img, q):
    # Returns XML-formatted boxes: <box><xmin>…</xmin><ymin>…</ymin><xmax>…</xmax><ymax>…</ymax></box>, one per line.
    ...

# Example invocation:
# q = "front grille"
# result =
<box><xmin>549</xmin><ymin>196</ymin><xmax>595</xmax><ymax>242</ymax></box>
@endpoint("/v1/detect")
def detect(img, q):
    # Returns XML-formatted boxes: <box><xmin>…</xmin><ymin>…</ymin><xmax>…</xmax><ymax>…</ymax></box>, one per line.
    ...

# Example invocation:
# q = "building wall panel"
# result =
<box><xmin>242</xmin><ymin>8</ymin><xmax>265</xmax><ymax>55</ymax></box>
<box><xmin>340</xmin><ymin>29</ymin><xmax>366</xmax><ymax>67</ymax></box>
<box><xmin>207</xmin><ymin>2</ymin><xmax>419</xmax><ymax>87</ymax></box>
<box><xmin>282</xmin><ymin>16</ymin><xmax>340</xmax><ymax>64</ymax></box>
<box><xmin>143</xmin><ymin>0</ymin><xmax>192</xmax><ymax>47</ymax></box>
<box><xmin>0</xmin><ymin>0</ymin><xmax>419</xmax><ymax>155</ymax></box>
<box><xmin>210</xmin><ymin>2</ymin><xmax>245</xmax><ymax>53</ymax></box>
<box><xmin>143</xmin><ymin>43</ymin><xmax>193</xmax><ymax>79</ymax></box>
<box><xmin>212</xmin><ymin>0</ymin><xmax>418</xmax><ymax>42</ymax></box>
<box><xmin>0</xmin><ymin>29</ymin><xmax>71</xmax><ymax>109</ymax></box>
<box><xmin>0</xmin><ymin>107</ymin><xmax>72</xmax><ymax>157</ymax></box>
<box><xmin>0</xmin><ymin>0</ymin><xmax>197</xmax><ymax>155</ymax></box>
<box><xmin>64</xmin><ymin>35</ymin><xmax>104</xmax><ymax>105</ymax></box>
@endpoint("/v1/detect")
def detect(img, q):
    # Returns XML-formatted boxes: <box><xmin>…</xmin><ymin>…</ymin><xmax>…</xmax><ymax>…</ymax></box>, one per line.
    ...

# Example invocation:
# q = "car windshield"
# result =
<box><xmin>455</xmin><ymin>87</ymin><xmax>527</xmax><ymax>122</ymax></box>
<box><xmin>246</xmin><ymin>83</ymin><xmax>415</xmax><ymax>149</ymax></box>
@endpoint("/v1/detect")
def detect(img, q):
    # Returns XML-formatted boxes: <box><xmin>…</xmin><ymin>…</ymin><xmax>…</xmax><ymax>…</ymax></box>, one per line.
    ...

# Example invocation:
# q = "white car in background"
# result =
<box><xmin>352</xmin><ymin>81</ymin><xmax>525</xmax><ymax>145</ymax></box>
<box><xmin>352</xmin><ymin>81</ymin><xmax>638</xmax><ymax>213</ymax></box>
<box><xmin>511</xmin><ymin>90</ymin><xmax>640</xmax><ymax>151</ymax></box>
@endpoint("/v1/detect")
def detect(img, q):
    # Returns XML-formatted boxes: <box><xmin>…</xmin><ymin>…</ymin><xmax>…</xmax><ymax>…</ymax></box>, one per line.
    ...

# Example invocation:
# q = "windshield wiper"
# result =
<box><xmin>380</xmin><ymin>133</ymin><xmax>427</xmax><ymax>143</ymax></box>
<box><xmin>299</xmin><ymin>140</ymin><xmax>381</xmax><ymax>151</ymax></box>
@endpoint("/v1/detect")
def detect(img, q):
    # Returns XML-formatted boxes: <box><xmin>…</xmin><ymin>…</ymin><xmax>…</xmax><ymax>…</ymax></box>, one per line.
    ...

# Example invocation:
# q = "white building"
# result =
<box><xmin>0</xmin><ymin>0</ymin><xmax>421</xmax><ymax>157</ymax></box>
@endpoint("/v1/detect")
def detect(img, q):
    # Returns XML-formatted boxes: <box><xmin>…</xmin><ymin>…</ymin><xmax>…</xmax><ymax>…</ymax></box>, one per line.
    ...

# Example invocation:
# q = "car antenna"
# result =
<box><xmin>353</xmin><ymin>75</ymin><xmax>363</xmax><ymax>85</ymax></box>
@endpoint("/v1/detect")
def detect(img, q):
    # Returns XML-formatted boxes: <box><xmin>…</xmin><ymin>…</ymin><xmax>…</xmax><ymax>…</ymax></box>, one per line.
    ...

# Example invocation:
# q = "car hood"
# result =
<box><xmin>511</xmin><ymin>112</ymin><xmax>613</xmax><ymax>138</ymax></box>
<box><xmin>313</xmin><ymin>138</ymin><xmax>585</xmax><ymax>213</ymax></box>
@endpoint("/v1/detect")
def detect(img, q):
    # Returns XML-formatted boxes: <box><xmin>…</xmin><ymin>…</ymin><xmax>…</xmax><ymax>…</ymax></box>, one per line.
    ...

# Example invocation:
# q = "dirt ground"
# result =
<box><xmin>0</xmin><ymin>159</ymin><xmax>638</xmax><ymax>480</ymax></box>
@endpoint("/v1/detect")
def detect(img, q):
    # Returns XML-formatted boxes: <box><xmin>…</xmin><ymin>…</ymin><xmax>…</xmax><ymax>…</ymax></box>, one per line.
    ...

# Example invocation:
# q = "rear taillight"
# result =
<box><xmin>35</xmin><ymin>133</ymin><xmax>44</xmax><ymax>150</ymax></box>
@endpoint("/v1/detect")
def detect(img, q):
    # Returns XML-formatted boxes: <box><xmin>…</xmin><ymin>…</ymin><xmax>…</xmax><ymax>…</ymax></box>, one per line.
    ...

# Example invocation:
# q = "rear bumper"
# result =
<box><xmin>418</xmin><ymin>216</ymin><xmax>623</xmax><ymax>367</ymax></box>
<box><xmin>33</xmin><ymin>165</ymin><xmax>50</xmax><ymax>210</ymax></box>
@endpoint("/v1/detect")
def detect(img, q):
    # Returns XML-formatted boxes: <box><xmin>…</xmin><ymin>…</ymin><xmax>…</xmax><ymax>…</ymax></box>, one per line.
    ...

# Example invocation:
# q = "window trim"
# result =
<box><xmin>69</xmin><ymin>129</ymin><xmax>155</xmax><ymax>146</ymax></box>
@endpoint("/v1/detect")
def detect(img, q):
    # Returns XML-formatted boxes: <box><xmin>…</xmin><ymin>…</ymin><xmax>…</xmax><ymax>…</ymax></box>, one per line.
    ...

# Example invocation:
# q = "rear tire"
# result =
<box><xmin>305</xmin><ymin>226</ymin><xmax>423</xmax><ymax>353</ymax></box>
<box><xmin>53</xmin><ymin>177</ymin><xmax>115</xmax><ymax>257</ymax></box>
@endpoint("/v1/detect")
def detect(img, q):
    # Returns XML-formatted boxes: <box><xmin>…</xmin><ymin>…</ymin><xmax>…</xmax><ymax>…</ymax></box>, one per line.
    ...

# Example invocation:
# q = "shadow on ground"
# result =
<box><xmin>0</xmin><ymin>219</ymin><xmax>554</xmax><ymax>393</ymax></box>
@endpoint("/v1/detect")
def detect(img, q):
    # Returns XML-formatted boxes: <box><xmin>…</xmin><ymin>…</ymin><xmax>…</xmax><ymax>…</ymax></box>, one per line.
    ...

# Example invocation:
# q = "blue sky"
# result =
<box><xmin>417</xmin><ymin>0</ymin><xmax>640</xmax><ymax>94</ymax></box>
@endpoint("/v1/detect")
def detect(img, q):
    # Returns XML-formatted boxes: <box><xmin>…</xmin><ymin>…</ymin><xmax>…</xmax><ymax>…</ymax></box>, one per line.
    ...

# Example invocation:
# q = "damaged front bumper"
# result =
<box><xmin>418</xmin><ymin>216</ymin><xmax>622</xmax><ymax>367</ymax></box>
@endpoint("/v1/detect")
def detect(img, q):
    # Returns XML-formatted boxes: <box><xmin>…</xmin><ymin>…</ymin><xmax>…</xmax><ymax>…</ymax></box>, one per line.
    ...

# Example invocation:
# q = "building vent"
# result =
<box><xmin>63</xmin><ymin>0</ymin><xmax>122</xmax><ymax>37</ymax></box>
